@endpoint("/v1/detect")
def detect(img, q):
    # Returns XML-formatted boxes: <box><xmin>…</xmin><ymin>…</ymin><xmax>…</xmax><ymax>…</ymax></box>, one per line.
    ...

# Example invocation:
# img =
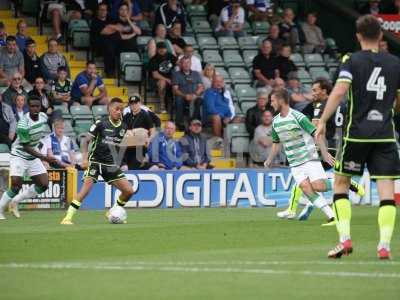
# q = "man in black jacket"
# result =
<box><xmin>154</xmin><ymin>0</ymin><xmax>186</xmax><ymax>34</ymax></box>
<box><xmin>245</xmin><ymin>92</ymin><xmax>273</xmax><ymax>140</ymax></box>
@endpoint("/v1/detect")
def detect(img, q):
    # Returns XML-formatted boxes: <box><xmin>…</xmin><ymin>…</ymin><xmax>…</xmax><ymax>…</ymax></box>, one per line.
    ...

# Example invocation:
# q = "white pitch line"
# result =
<box><xmin>0</xmin><ymin>262</ymin><xmax>399</xmax><ymax>279</ymax></box>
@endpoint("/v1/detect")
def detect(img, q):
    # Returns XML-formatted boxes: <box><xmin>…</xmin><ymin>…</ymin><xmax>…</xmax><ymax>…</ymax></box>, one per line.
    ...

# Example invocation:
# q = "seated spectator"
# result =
<box><xmin>50</xmin><ymin>66</ymin><xmax>72</xmax><ymax>106</ymax></box>
<box><xmin>253</xmin><ymin>39</ymin><xmax>277</xmax><ymax>88</ymax></box>
<box><xmin>180</xmin><ymin>119</ymin><xmax>212</xmax><ymax>169</ymax></box>
<box><xmin>279</xmin><ymin>8</ymin><xmax>304</xmax><ymax>50</ymax></box>
<box><xmin>41</xmin><ymin>119</ymin><xmax>78</xmax><ymax>169</ymax></box>
<box><xmin>245</xmin><ymin>92</ymin><xmax>272</xmax><ymax>140</ymax></box>
<box><xmin>154</xmin><ymin>0</ymin><xmax>186</xmax><ymax>33</ymax></box>
<box><xmin>0</xmin><ymin>36</ymin><xmax>24</xmax><ymax>86</ymax></box>
<box><xmin>276</xmin><ymin>45</ymin><xmax>297</xmax><ymax>81</ymax></box>
<box><xmin>28</xmin><ymin>76</ymin><xmax>54</xmax><ymax>118</ymax></box>
<box><xmin>40</xmin><ymin>38</ymin><xmax>70</xmax><ymax>82</ymax></box>
<box><xmin>0</xmin><ymin>22</ymin><xmax>6</xmax><ymax>47</ymax></box>
<box><xmin>203</xmin><ymin>74</ymin><xmax>235</xmax><ymax>138</ymax></box>
<box><xmin>109</xmin><ymin>0</ymin><xmax>143</xmax><ymax>23</ymax></box>
<box><xmin>359</xmin><ymin>0</ymin><xmax>383</xmax><ymax>15</ymax></box>
<box><xmin>101</xmin><ymin>2</ymin><xmax>142</xmax><ymax>77</ymax></box>
<box><xmin>207</xmin><ymin>0</ymin><xmax>230</xmax><ymax>29</ymax></box>
<box><xmin>137</xmin><ymin>0</ymin><xmax>154</xmax><ymax>21</ymax></box>
<box><xmin>202</xmin><ymin>63</ymin><xmax>215</xmax><ymax>90</ymax></box>
<box><xmin>148</xmin><ymin>24</ymin><xmax>175</xmax><ymax>59</ymax></box>
<box><xmin>246</xmin><ymin>0</ymin><xmax>272</xmax><ymax>21</ymax></box>
<box><xmin>1</xmin><ymin>72</ymin><xmax>28</xmax><ymax>106</ymax></box>
<box><xmin>12</xmin><ymin>94</ymin><xmax>28</xmax><ymax>121</ymax></box>
<box><xmin>123</xmin><ymin>95</ymin><xmax>155</xmax><ymax>170</ymax></box>
<box><xmin>301</xmin><ymin>12</ymin><xmax>326</xmax><ymax>54</ymax></box>
<box><xmin>15</xmin><ymin>20</ymin><xmax>30</xmax><ymax>52</ymax></box>
<box><xmin>90</xmin><ymin>2</ymin><xmax>111</xmax><ymax>57</ymax></box>
<box><xmin>71</xmin><ymin>61</ymin><xmax>108</xmax><ymax>106</ymax></box>
<box><xmin>216</xmin><ymin>0</ymin><xmax>246</xmax><ymax>38</ymax></box>
<box><xmin>0</xmin><ymin>94</ymin><xmax>16</xmax><ymax>149</ymax></box>
<box><xmin>148</xmin><ymin>121</ymin><xmax>183</xmax><ymax>170</ymax></box>
<box><xmin>149</xmin><ymin>42</ymin><xmax>177</xmax><ymax>113</ymax></box>
<box><xmin>167</xmin><ymin>22</ymin><xmax>186</xmax><ymax>56</ymax></box>
<box><xmin>24</xmin><ymin>39</ymin><xmax>43</xmax><ymax>85</ymax></box>
<box><xmin>267</xmin><ymin>24</ymin><xmax>284</xmax><ymax>55</ymax></box>
<box><xmin>249</xmin><ymin>110</ymin><xmax>277</xmax><ymax>164</ymax></box>
<box><xmin>172</xmin><ymin>56</ymin><xmax>204</xmax><ymax>130</ymax></box>
<box><xmin>287</xmin><ymin>74</ymin><xmax>312</xmax><ymax>111</ymax></box>
<box><xmin>180</xmin><ymin>44</ymin><xmax>202</xmax><ymax>73</ymax></box>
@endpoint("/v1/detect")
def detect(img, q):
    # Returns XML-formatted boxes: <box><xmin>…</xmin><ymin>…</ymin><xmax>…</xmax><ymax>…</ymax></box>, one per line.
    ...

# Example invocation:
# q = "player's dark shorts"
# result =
<box><xmin>84</xmin><ymin>162</ymin><xmax>126</xmax><ymax>183</ymax></box>
<box><xmin>334</xmin><ymin>140</ymin><xmax>400</xmax><ymax>179</ymax></box>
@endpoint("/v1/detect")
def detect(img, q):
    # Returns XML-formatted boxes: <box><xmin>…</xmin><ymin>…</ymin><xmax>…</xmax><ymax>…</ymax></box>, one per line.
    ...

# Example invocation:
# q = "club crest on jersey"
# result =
<box><xmin>90</xmin><ymin>169</ymin><xmax>96</xmax><ymax>176</ymax></box>
<box><xmin>119</xmin><ymin>129</ymin><xmax>126</xmax><ymax>137</ymax></box>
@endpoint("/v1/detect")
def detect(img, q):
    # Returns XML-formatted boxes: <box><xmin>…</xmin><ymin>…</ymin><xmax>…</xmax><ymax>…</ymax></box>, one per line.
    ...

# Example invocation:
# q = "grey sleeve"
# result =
<box><xmin>5</xmin><ymin>104</ymin><xmax>16</xmax><ymax>135</ymax></box>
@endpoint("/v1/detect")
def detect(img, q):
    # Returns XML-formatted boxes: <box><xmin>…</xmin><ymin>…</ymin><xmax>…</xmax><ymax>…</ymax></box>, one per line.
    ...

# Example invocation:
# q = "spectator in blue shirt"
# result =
<box><xmin>15</xmin><ymin>20</ymin><xmax>30</xmax><ymax>52</ymax></box>
<box><xmin>0</xmin><ymin>22</ymin><xmax>6</xmax><ymax>47</ymax></box>
<box><xmin>71</xmin><ymin>61</ymin><xmax>108</xmax><ymax>106</ymax></box>
<box><xmin>148</xmin><ymin>121</ymin><xmax>183</xmax><ymax>170</ymax></box>
<box><xmin>203</xmin><ymin>74</ymin><xmax>235</xmax><ymax>137</ymax></box>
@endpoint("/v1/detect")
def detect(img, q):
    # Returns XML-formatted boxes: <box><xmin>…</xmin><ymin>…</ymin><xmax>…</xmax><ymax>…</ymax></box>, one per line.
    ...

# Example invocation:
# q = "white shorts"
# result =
<box><xmin>10</xmin><ymin>156</ymin><xmax>47</xmax><ymax>178</ymax></box>
<box><xmin>291</xmin><ymin>160</ymin><xmax>327</xmax><ymax>185</ymax></box>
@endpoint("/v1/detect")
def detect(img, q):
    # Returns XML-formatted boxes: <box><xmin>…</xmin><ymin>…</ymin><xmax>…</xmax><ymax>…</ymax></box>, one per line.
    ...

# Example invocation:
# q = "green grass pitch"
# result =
<box><xmin>0</xmin><ymin>207</ymin><xmax>399</xmax><ymax>299</ymax></box>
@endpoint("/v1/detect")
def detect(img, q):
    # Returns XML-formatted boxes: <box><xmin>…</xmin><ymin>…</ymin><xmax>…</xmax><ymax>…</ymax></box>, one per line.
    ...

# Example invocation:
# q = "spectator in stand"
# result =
<box><xmin>172</xmin><ymin>56</ymin><xmax>204</xmax><ymax>130</ymax></box>
<box><xmin>202</xmin><ymin>63</ymin><xmax>215</xmax><ymax>90</ymax></box>
<box><xmin>109</xmin><ymin>0</ymin><xmax>144</xmax><ymax>25</ymax></box>
<box><xmin>267</xmin><ymin>24</ymin><xmax>284</xmax><ymax>55</ymax></box>
<box><xmin>301</xmin><ymin>12</ymin><xmax>326</xmax><ymax>54</ymax></box>
<box><xmin>1</xmin><ymin>72</ymin><xmax>28</xmax><ymax>106</ymax></box>
<box><xmin>203</xmin><ymin>74</ymin><xmax>235</xmax><ymax>138</ymax></box>
<box><xmin>0</xmin><ymin>22</ymin><xmax>6</xmax><ymax>47</ymax></box>
<box><xmin>246</xmin><ymin>0</ymin><xmax>272</xmax><ymax>21</ymax></box>
<box><xmin>287</xmin><ymin>74</ymin><xmax>312</xmax><ymax>111</ymax></box>
<box><xmin>154</xmin><ymin>0</ymin><xmax>186</xmax><ymax>33</ymax></box>
<box><xmin>90</xmin><ymin>2</ymin><xmax>111</xmax><ymax>57</ymax></box>
<box><xmin>148</xmin><ymin>24</ymin><xmax>175</xmax><ymax>59</ymax></box>
<box><xmin>167</xmin><ymin>22</ymin><xmax>186</xmax><ymax>57</ymax></box>
<box><xmin>41</xmin><ymin>119</ymin><xmax>78</xmax><ymax>169</ymax></box>
<box><xmin>0</xmin><ymin>94</ymin><xmax>16</xmax><ymax>149</ymax></box>
<box><xmin>137</xmin><ymin>0</ymin><xmax>154</xmax><ymax>21</ymax></box>
<box><xmin>180</xmin><ymin>119</ymin><xmax>212</xmax><ymax>169</ymax></box>
<box><xmin>279</xmin><ymin>8</ymin><xmax>304</xmax><ymax>50</ymax></box>
<box><xmin>359</xmin><ymin>0</ymin><xmax>383</xmax><ymax>15</ymax></box>
<box><xmin>253</xmin><ymin>39</ymin><xmax>277</xmax><ymax>88</ymax></box>
<box><xmin>71</xmin><ymin>61</ymin><xmax>108</xmax><ymax>106</ymax></box>
<box><xmin>245</xmin><ymin>92</ymin><xmax>272</xmax><ymax>140</ymax></box>
<box><xmin>28</xmin><ymin>76</ymin><xmax>54</xmax><ymax>119</ymax></box>
<box><xmin>101</xmin><ymin>2</ymin><xmax>142</xmax><ymax>77</ymax></box>
<box><xmin>123</xmin><ymin>95</ymin><xmax>155</xmax><ymax>170</ymax></box>
<box><xmin>379</xmin><ymin>40</ymin><xmax>389</xmax><ymax>53</ymax></box>
<box><xmin>123</xmin><ymin>94</ymin><xmax>161</xmax><ymax>128</ymax></box>
<box><xmin>276</xmin><ymin>44</ymin><xmax>297</xmax><ymax>81</ymax></box>
<box><xmin>15</xmin><ymin>20</ymin><xmax>30</xmax><ymax>52</ymax></box>
<box><xmin>40</xmin><ymin>38</ymin><xmax>70</xmax><ymax>82</ymax></box>
<box><xmin>207</xmin><ymin>0</ymin><xmax>230</xmax><ymax>29</ymax></box>
<box><xmin>23</xmin><ymin>39</ymin><xmax>42</xmax><ymax>85</ymax></box>
<box><xmin>0</xmin><ymin>36</ymin><xmax>24</xmax><ymax>86</ymax></box>
<box><xmin>148</xmin><ymin>121</ymin><xmax>183</xmax><ymax>170</ymax></box>
<box><xmin>50</xmin><ymin>66</ymin><xmax>72</xmax><ymax>106</ymax></box>
<box><xmin>180</xmin><ymin>44</ymin><xmax>202</xmax><ymax>73</ymax></box>
<box><xmin>149</xmin><ymin>41</ymin><xmax>177</xmax><ymax>113</ymax></box>
<box><xmin>249</xmin><ymin>110</ymin><xmax>277</xmax><ymax>165</ymax></box>
<box><xmin>384</xmin><ymin>0</ymin><xmax>400</xmax><ymax>13</ymax></box>
<box><xmin>216</xmin><ymin>0</ymin><xmax>246</xmax><ymax>38</ymax></box>
<box><xmin>11</xmin><ymin>94</ymin><xmax>28</xmax><ymax>121</ymax></box>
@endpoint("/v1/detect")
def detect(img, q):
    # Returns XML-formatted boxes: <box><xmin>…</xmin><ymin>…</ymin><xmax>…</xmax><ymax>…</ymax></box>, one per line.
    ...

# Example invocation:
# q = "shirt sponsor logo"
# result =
<box><xmin>344</xmin><ymin>161</ymin><xmax>361</xmax><ymax>172</ymax></box>
<box><xmin>367</xmin><ymin>110</ymin><xmax>383</xmax><ymax>122</ymax></box>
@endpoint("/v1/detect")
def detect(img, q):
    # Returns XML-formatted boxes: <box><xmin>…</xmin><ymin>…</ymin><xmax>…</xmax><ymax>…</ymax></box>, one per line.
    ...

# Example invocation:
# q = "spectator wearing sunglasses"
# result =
<box><xmin>1</xmin><ymin>72</ymin><xmax>28</xmax><ymax>106</ymax></box>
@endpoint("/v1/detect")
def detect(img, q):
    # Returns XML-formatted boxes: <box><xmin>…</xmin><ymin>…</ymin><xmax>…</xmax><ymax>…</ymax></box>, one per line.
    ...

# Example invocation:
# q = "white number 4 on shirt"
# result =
<box><xmin>367</xmin><ymin>67</ymin><xmax>387</xmax><ymax>100</ymax></box>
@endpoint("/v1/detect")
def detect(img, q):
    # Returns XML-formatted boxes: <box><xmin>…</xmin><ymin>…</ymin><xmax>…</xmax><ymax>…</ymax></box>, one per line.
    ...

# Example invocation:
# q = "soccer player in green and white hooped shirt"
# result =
<box><xmin>0</xmin><ymin>96</ymin><xmax>60</xmax><ymax>219</ymax></box>
<box><xmin>264</xmin><ymin>88</ymin><xmax>336</xmax><ymax>225</ymax></box>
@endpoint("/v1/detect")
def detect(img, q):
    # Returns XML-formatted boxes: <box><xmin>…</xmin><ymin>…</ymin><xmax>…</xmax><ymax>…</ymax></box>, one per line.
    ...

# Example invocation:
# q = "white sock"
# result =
<box><xmin>299</xmin><ymin>195</ymin><xmax>313</xmax><ymax>206</ymax></box>
<box><xmin>0</xmin><ymin>191</ymin><xmax>14</xmax><ymax>211</ymax></box>
<box><xmin>313</xmin><ymin>194</ymin><xmax>334</xmax><ymax>219</ymax></box>
<box><xmin>11</xmin><ymin>185</ymin><xmax>38</xmax><ymax>205</ymax></box>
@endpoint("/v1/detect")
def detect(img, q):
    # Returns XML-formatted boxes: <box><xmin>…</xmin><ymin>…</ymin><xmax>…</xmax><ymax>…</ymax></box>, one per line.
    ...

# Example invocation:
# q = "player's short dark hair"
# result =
<box><xmin>6</xmin><ymin>35</ymin><xmax>16</xmax><ymax>43</ymax></box>
<box><xmin>271</xmin><ymin>88</ymin><xmax>290</xmax><ymax>104</ymax></box>
<box><xmin>109</xmin><ymin>97</ymin><xmax>123</xmax><ymax>105</ymax></box>
<box><xmin>313</xmin><ymin>77</ymin><xmax>332</xmax><ymax>94</ymax></box>
<box><xmin>86</xmin><ymin>60</ymin><xmax>96</xmax><ymax>67</ymax></box>
<box><xmin>356</xmin><ymin>14</ymin><xmax>381</xmax><ymax>41</ymax></box>
<box><xmin>27</xmin><ymin>96</ymin><xmax>41</xmax><ymax>105</ymax></box>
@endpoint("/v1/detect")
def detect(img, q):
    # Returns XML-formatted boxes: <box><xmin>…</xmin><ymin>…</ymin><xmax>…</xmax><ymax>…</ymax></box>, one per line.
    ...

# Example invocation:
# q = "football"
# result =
<box><xmin>107</xmin><ymin>206</ymin><xmax>127</xmax><ymax>224</ymax></box>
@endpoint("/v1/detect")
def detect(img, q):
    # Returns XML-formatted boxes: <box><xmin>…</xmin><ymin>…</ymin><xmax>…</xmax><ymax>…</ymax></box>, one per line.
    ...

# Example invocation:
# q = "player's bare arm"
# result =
<box><xmin>21</xmin><ymin>143</ymin><xmax>59</xmax><ymax>166</ymax></box>
<box><xmin>264</xmin><ymin>143</ymin><xmax>281</xmax><ymax>168</ymax></box>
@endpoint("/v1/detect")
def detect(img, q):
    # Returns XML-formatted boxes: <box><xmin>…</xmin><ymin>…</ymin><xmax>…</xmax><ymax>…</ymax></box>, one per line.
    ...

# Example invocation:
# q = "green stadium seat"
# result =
<box><xmin>309</xmin><ymin>67</ymin><xmax>330</xmax><ymax>81</ymax></box>
<box><xmin>191</xmin><ymin>19</ymin><xmax>213</xmax><ymax>34</ymax></box>
<box><xmin>329</xmin><ymin>67</ymin><xmax>338</xmax><ymax>80</ymax></box>
<box><xmin>297</xmin><ymin>69</ymin><xmax>312</xmax><ymax>84</ymax></box>
<box><xmin>74</xmin><ymin>121</ymin><xmax>93</xmax><ymax>135</ymax></box>
<box><xmin>70</xmin><ymin>105</ymin><xmax>93</xmax><ymax>121</ymax></box>
<box><xmin>304</xmin><ymin>53</ymin><xmax>325</xmax><ymax>68</ymax></box>
<box><xmin>243</xmin><ymin>50</ymin><xmax>258</xmax><ymax>68</ymax></box>
<box><xmin>225</xmin><ymin>123</ymin><xmax>250</xmax><ymax>153</ymax></box>
<box><xmin>223</xmin><ymin>50</ymin><xmax>244</xmax><ymax>68</ymax></box>
<box><xmin>234</xmin><ymin>84</ymin><xmax>257</xmax><ymax>102</ymax></box>
<box><xmin>119</xmin><ymin>52</ymin><xmax>142</xmax><ymax>84</ymax></box>
<box><xmin>197</xmin><ymin>36</ymin><xmax>218</xmax><ymax>51</ymax></box>
<box><xmin>252</xmin><ymin>21</ymin><xmax>270</xmax><ymax>34</ymax></box>
<box><xmin>202</xmin><ymin>50</ymin><xmax>224</xmax><ymax>67</ymax></box>
<box><xmin>243</xmin><ymin>21</ymin><xmax>253</xmax><ymax>34</ymax></box>
<box><xmin>325</xmin><ymin>38</ymin><xmax>338</xmax><ymax>51</ymax></box>
<box><xmin>186</xmin><ymin>5</ymin><xmax>207</xmax><ymax>17</ymax></box>
<box><xmin>68</xmin><ymin>19</ymin><xmax>90</xmax><ymax>48</ymax></box>
<box><xmin>229</xmin><ymin>68</ymin><xmax>252</xmax><ymax>85</ymax></box>
<box><xmin>53</xmin><ymin>105</ymin><xmax>72</xmax><ymax>120</ymax></box>
<box><xmin>238</xmin><ymin>36</ymin><xmax>258</xmax><ymax>51</ymax></box>
<box><xmin>182</xmin><ymin>36</ymin><xmax>198</xmax><ymax>49</ymax></box>
<box><xmin>92</xmin><ymin>105</ymin><xmax>108</xmax><ymax>119</ymax></box>
<box><xmin>137</xmin><ymin>36</ymin><xmax>152</xmax><ymax>53</ymax></box>
<box><xmin>290</xmin><ymin>53</ymin><xmax>306</xmax><ymax>68</ymax></box>
<box><xmin>240</xmin><ymin>101</ymin><xmax>256</xmax><ymax>114</ymax></box>
<box><xmin>0</xmin><ymin>143</ymin><xmax>10</xmax><ymax>153</ymax></box>
<box><xmin>231</xmin><ymin>136</ymin><xmax>250</xmax><ymax>153</ymax></box>
<box><xmin>234</xmin><ymin>103</ymin><xmax>243</xmax><ymax>116</ymax></box>
<box><xmin>324</xmin><ymin>54</ymin><xmax>340</xmax><ymax>68</ymax></box>
<box><xmin>218</xmin><ymin>37</ymin><xmax>239</xmax><ymax>51</ymax></box>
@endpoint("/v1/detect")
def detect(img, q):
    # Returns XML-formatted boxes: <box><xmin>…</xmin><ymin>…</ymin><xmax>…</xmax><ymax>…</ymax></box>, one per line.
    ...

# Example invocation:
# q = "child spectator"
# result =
<box><xmin>51</xmin><ymin>66</ymin><xmax>72</xmax><ymax>106</ymax></box>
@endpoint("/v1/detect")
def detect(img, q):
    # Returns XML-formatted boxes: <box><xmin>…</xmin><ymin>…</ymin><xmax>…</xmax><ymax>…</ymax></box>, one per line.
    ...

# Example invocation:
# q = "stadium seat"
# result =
<box><xmin>20</xmin><ymin>0</ymin><xmax>40</xmax><ymax>15</ymax></box>
<box><xmin>218</xmin><ymin>37</ymin><xmax>239</xmax><ymax>51</ymax></box>
<box><xmin>137</xmin><ymin>36</ymin><xmax>152</xmax><ymax>53</ymax></box>
<box><xmin>225</xmin><ymin>123</ymin><xmax>248</xmax><ymax>141</ymax></box>
<box><xmin>202</xmin><ymin>50</ymin><xmax>224</xmax><ymax>67</ymax></box>
<box><xmin>243</xmin><ymin>50</ymin><xmax>258</xmax><ymax>68</ymax></box>
<box><xmin>243</xmin><ymin>21</ymin><xmax>253</xmax><ymax>35</ymax></box>
<box><xmin>74</xmin><ymin>121</ymin><xmax>92</xmax><ymax>135</ymax></box>
<box><xmin>228</xmin><ymin>68</ymin><xmax>252</xmax><ymax>85</ymax></box>
<box><xmin>70</xmin><ymin>105</ymin><xmax>93</xmax><ymax>121</ymax></box>
<box><xmin>304</xmin><ymin>53</ymin><xmax>325</xmax><ymax>68</ymax></box>
<box><xmin>240</xmin><ymin>101</ymin><xmax>256</xmax><ymax>114</ymax></box>
<box><xmin>68</xmin><ymin>19</ymin><xmax>90</xmax><ymax>49</ymax></box>
<box><xmin>182</xmin><ymin>36</ymin><xmax>198</xmax><ymax>49</ymax></box>
<box><xmin>238</xmin><ymin>36</ymin><xmax>258</xmax><ymax>51</ymax></box>
<box><xmin>119</xmin><ymin>52</ymin><xmax>142</xmax><ymax>86</ymax></box>
<box><xmin>231</xmin><ymin>136</ymin><xmax>250</xmax><ymax>153</ymax></box>
<box><xmin>329</xmin><ymin>67</ymin><xmax>338</xmax><ymax>80</ymax></box>
<box><xmin>197</xmin><ymin>36</ymin><xmax>218</xmax><ymax>51</ymax></box>
<box><xmin>234</xmin><ymin>103</ymin><xmax>243</xmax><ymax>116</ymax></box>
<box><xmin>0</xmin><ymin>10</ymin><xmax>12</xmax><ymax>18</ymax></box>
<box><xmin>297</xmin><ymin>69</ymin><xmax>312</xmax><ymax>84</ymax></box>
<box><xmin>309</xmin><ymin>67</ymin><xmax>330</xmax><ymax>81</ymax></box>
<box><xmin>324</xmin><ymin>54</ymin><xmax>340</xmax><ymax>68</ymax></box>
<box><xmin>211</xmin><ymin>158</ymin><xmax>236</xmax><ymax>169</ymax></box>
<box><xmin>191</xmin><ymin>19</ymin><xmax>213</xmax><ymax>34</ymax></box>
<box><xmin>234</xmin><ymin>84</ymin><xmax>257</xmax><ymax>102</ymax></box>
<box><xmin>30</xmin><ymin>35</ymin><xmax>47</xmax><ymax>45</ymax></box>
<box><xmin>92</xmin><ymin>105</ymin><xmax>108</xmax><ymax>119</ymax></box>
<box><xmin>325</xmin><ymin>37</ymin><xmax>339</xmax><ymax>52</ymax></box>
<box><xmin>186</xmin><ymin>5</ymin><xmax>207</xmax><ymax>17</ymax></box>
<box><xmin>290</xmin><ymin>53</ymin><xmax>306</xmax><ymax>68</ymax></box>
<box><xmin>252</xmin><ymin>21</ymin><xmax>270</xmax><ymax>34</ymax></box>
<box><xmin>223</xmin><ymin>50</ymin><xmax>244</xmax><ymax>68</ymax></box>
<box><xmin>0</xmin><ymin>144</ymin><xmax>10</xmax><ymax>153</ymax></box>
<box><xmin>53</xmin><ymin>105</ymin><xmax>72</xmax><ymax>120</ymax></box>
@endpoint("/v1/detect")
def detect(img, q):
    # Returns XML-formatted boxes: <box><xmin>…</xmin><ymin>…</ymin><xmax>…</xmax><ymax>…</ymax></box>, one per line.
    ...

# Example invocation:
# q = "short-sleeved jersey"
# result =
<box><xmin>71</xmin><ymin>72</ymin><xmax>104</xmax><ymax>99</ymax></box>
<box><xmin>271</xmin><ymin>109</ymin><xmax>319</xmax><ymax>167</ymax></box>
<box><xmin>88</xmin><ymin>116</ymin><xmax>128</xmax><ymax>166</ymax></box>
<box><xmin>337</xmin><ymin>50</ymin><xmax>400</xmax><ymax>142</ymax></box>
<box><xmin>51</xmin><ymin>79</ymin><xmax>72</xmax><ymax>96</ymax></box>
<box><xmin>311</xmin><ymin>101</ymin><xmax>346</xmax><ymax>141</ymax></box>
<box><xmin>11</xmin><ymin>112</ymin><xmax>48</xmax><ymax>160</ymax></box>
